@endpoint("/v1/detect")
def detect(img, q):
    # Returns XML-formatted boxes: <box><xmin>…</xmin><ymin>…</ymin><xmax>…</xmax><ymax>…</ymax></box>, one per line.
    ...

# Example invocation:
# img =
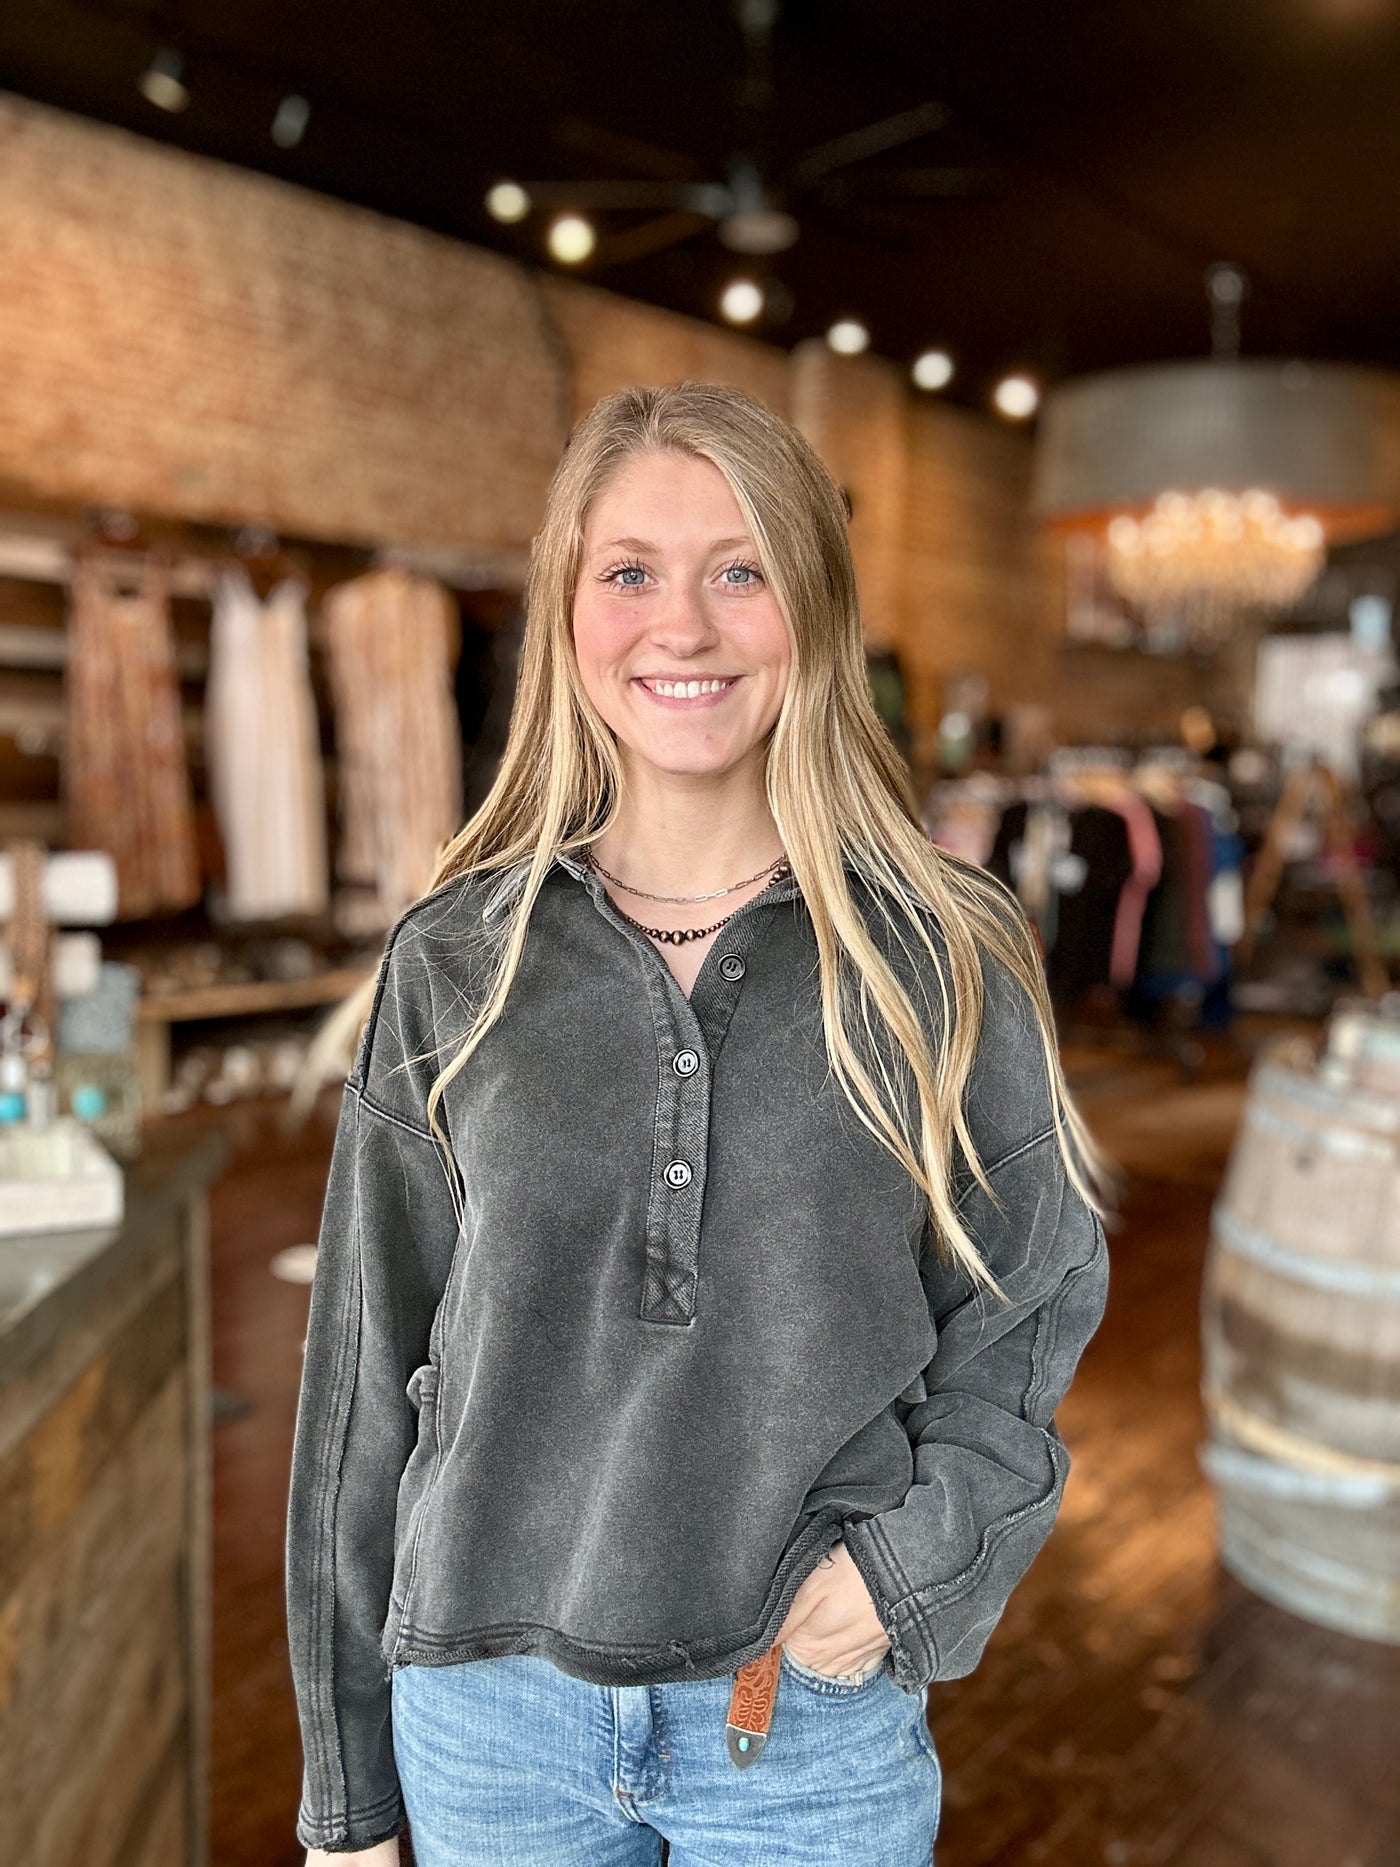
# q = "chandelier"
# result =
<box><xmin>1104</xmin><ymin>488</ymin><xmax>1326</xmax><ymax>648</ymax></box>
<box><xmin>1032</xmin><ymin>266</ymin><xmax>1400</xmax><ymax>652</ymax></box>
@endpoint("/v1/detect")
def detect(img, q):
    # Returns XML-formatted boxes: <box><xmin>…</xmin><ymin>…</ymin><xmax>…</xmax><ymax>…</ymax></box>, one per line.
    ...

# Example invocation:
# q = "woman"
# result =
<box><xmin>287</xmin><ymin>382</ymin><xmax>1114</xmax><ymax>1865</ymax></box>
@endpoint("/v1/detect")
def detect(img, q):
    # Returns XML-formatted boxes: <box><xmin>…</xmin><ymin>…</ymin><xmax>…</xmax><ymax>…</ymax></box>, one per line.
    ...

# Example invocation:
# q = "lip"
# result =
<box><xmin>631</xmin><ymin>675</ymin><xmax>742</xmax><ymax>708</ymax></box>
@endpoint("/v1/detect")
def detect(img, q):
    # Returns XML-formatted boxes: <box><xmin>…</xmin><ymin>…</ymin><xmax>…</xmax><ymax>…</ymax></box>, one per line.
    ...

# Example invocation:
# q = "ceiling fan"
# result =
<box><xmin>505</xmin><ymin>0</ymin><xmax>999</xmax><ymax>271</ymax></box>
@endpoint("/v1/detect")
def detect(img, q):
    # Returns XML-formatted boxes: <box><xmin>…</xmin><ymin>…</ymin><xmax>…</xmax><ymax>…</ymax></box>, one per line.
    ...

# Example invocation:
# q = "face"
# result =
<box><xmin>571</xmin><ymin>450</ymin><xmax>791</xmax><ymax>781</ymax></box>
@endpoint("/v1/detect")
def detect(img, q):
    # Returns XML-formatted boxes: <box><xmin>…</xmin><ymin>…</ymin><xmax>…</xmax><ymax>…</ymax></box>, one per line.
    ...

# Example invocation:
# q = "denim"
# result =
<box><xmin>390</xmin><ymin>1650</ymin><xmax>942</xmax><ymax>1864</ymax></box>
<box><xmin>285</xmin><ymin>849</ymin><xmax>1110</xmax><ymax>1851</ymax></box>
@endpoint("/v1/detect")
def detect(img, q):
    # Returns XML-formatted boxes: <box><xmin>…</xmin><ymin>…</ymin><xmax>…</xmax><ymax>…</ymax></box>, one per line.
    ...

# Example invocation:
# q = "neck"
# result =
<box><xmin>591</xmin><ymin>754</ymin><xmax>785</xmax><ymax>896</ymax></box>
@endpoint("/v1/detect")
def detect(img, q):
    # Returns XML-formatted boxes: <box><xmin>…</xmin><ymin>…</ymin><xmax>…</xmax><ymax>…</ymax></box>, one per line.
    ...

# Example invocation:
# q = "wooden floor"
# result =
<box><xmin>190</xmin><ymin>1018</ymin><xmax>1400</xmax><ymax>1867</ymax></box>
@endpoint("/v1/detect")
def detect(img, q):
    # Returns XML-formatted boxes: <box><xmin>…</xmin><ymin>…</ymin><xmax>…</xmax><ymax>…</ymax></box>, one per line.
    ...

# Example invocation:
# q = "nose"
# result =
<box><xmin>648</xmin><ymin>578</ymin><xmax>721</xmax><ymax>656</ymax></box>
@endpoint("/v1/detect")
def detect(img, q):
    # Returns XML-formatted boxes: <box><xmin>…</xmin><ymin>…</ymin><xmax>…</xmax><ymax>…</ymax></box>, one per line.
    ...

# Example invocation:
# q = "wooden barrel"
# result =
<box><xmin>1322</xmin><ymin>995</ymin><xmax>1400</xmax><ymax>1099</ymax></box>
<box><xmin>1198</xmin><ymin>1037</ymin><xmax>1400</xmax><ymax>1644</ymax></box>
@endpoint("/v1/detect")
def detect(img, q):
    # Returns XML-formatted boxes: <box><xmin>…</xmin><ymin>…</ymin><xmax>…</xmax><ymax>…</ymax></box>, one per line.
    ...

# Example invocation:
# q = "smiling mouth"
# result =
<box><xmin>634</xmin><ymin>675</ymin><xmax>741</xmax><ymax>699</ymax></box>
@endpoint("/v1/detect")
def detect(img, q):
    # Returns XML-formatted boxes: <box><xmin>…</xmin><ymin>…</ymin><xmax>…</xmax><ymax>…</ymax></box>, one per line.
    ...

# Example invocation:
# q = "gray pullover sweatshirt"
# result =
<box><xmin>285</xmin><ymin>848</ymin><xmax>1110</xmax><ymax>1851</ymax></box>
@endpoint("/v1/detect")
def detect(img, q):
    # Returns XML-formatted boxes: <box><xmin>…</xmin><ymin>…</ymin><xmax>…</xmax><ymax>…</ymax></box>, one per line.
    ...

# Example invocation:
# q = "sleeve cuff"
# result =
<box><xmin>295</xmin><ymin>1790</ymin><xmax>405</xmax><ymax>1853</ymax></box>
<box><xmin>840</xmin><ymin>1515</ymin><xmax>937</xmax><ymax>1693</ymax></box>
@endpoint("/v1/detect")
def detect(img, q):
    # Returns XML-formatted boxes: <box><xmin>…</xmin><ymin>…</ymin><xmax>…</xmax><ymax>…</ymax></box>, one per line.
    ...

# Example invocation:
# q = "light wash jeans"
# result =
<box><xmin>391</xmin><ymin>1650</ymin><xmax>942</xmax><ymax>1865</ymax></box>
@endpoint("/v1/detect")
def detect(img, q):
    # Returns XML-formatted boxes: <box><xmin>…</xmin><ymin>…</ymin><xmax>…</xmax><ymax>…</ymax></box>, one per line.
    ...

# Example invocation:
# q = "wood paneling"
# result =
<box><xmin>0</xmin><ymin>1128</ymin><xmax>227</xmax><ymax>1867</ymax></box>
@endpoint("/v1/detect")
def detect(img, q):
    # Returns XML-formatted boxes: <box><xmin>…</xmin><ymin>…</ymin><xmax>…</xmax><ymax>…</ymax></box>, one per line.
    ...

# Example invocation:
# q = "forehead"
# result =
<box><xmin>583</xmin><ymin>451</ymin><xmax>748</xmax><ymax>549</ymax></box>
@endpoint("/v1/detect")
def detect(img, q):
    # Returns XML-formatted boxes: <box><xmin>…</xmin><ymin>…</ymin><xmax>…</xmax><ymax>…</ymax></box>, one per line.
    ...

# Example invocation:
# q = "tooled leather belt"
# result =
<box><xmin>725</xmin><ymin>1645</ymin><xmax>782</xmax><ymax>1768</ymax></box>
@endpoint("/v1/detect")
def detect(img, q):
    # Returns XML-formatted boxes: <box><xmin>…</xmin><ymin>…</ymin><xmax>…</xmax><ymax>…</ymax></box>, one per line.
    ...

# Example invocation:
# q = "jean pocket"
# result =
<box><xmin>779</xmin><ymin>1644</ymin><xmax>888</xmax><ymax>1695</ymax></box>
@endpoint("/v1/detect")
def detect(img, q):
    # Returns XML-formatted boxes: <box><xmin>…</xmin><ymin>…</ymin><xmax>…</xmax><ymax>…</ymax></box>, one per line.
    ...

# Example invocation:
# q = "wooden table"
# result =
<box><xmin>0</xmin><ymin>1122</ymin><xmax>230</xmax><ymax>1867</ymax></box>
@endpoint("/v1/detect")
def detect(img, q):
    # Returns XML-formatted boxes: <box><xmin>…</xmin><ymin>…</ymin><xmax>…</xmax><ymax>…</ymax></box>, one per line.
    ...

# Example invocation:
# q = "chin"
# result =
<box><xmin>636</xmin><ymin>750</ymin><xmax>745</xmax><ymax>778</ymax></box>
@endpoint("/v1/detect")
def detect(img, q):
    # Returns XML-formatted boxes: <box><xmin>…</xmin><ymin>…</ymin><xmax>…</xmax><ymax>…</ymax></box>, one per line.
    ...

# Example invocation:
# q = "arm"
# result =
<box><xmin>286</xmin><ymin>909</ymin><xmax>465</xmax><ymax>1852</ymax></box>
<box><xmin>840</xmin><ymin>956</ymin><xmax>1111</xmax><ymax>1692</ymax></box>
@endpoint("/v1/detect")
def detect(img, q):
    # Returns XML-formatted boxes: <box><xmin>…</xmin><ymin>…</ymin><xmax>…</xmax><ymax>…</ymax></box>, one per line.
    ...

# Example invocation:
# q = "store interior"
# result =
<box><xmin>1</xmin><ymin>5</ymin><xmax>1399</xmax><ymax>1864</ymax></box>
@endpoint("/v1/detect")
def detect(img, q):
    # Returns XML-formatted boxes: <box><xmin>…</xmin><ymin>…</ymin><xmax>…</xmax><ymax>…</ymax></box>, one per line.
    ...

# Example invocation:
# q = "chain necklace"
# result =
<box><xmin>585</xmin><ymin>848</ymin><xmax>790</xmax><ymax>904</ymax></box>
<box><xmin>583</xmin><ymin>849</ymin><xmax>793</xmax><ymax>945</ymax></box>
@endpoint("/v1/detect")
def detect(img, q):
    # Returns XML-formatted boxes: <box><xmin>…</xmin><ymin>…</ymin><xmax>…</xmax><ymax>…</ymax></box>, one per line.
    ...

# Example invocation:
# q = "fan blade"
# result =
<box><xmin>800</xmin><ymin>191</ymin><xmax>914</xmax><ymax>255</ymax></box>
<box><xmin>818</xmin><ymin>167</ymin><xmax>1002</xmax><ymax>202</ymax></box>
<box><xmin>594</xmin><ymin>210</ymin><xmax>719</xmax><ymax>268</ymax></box>
<box><xmin>517</xmin><ymin>179</ymin><xmax>729</xmax><ymax>214</ymax></box>
<box><xmin>552</xmin><ymin>114</ymin><xmax>710</xmax><ymax>181</ymax></box>
<box><xmin>783</xmin><ymin>100</ymin><xmax>951</xmax><ymax>187</ymax></box>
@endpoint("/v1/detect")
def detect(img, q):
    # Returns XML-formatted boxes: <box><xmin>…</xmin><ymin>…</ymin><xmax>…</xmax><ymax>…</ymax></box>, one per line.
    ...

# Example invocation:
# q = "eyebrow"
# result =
<box><xmin>594</xmin><ymin>535</ymin><xmax>754</xmax><ymax>555</ymax></box>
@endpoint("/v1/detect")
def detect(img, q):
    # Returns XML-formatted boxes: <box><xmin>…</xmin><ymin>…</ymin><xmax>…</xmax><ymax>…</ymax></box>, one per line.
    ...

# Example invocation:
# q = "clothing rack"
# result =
<box><xmin>925</xmin><ymin>749</ymin><xmax>1246</xmax><ymax>1080</ymax></box>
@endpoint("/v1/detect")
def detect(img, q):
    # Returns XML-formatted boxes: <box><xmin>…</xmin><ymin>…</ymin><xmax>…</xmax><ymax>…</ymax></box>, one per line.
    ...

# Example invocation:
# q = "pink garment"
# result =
<box><xmin>1103</xmin><ymin>791</ymin><xmax>1163</xmax><ymax>987</ymax></box>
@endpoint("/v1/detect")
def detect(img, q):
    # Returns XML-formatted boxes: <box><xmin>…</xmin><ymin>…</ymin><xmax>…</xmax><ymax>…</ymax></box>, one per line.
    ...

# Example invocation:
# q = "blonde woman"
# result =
<box><xmin>287</xmin><ymin>382</ymin><xmax>1114</xmax><ymax>1866</ymax></box>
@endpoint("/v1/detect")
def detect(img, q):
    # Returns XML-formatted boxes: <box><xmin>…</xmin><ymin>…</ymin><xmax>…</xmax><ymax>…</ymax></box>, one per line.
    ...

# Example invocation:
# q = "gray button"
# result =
<box><xmin>664</xmin><ymin>1159</ymin><xmax>693</xmax><ymax>1189</ymax></box>
<box><xmin>717</xmin><ymin>953</ymin><xmax>745</xmax><ymax>981</ymax></box>
<box><xmin>673</xmin><ymin>1049</ymin><xmax>700</xmax><ymax>1077</ymax></box>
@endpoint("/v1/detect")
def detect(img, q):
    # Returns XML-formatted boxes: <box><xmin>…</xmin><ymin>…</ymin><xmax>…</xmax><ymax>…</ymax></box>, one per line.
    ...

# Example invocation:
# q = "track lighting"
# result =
<box><xmin>720</xmin><ymin>280</ymin><xmax>764</xmax><ymax>325</ymax></box>
<box><xmin>912</xmin><ymin>350</ymin><xmax>954</xmax><ymax>392</ymax></box>
<box><xmin>827</xmin><ymin>319</ymin><xmax>869</xmax><ymax>356</ymax></box>
<box><xmin>486</xmin><ymin>181</ymin><xmax>531</xmax><ymax>223</ymax></box>
<box><xmin>547</xmin><ymin>215</ymin><xmax>596</xmax><ymax>264</ymax></box>
<box><xmin>994</xmin><ymin>375</ymin><xmax>1040</xmax><ymax>419</ymax></box>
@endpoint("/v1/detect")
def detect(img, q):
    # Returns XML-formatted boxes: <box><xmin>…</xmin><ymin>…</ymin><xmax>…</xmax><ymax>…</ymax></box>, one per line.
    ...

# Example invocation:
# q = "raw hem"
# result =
<box><xmin>383</xmin><ymin>1506</ymin><xmax>847</xmax><ymax>1685</ymax></box>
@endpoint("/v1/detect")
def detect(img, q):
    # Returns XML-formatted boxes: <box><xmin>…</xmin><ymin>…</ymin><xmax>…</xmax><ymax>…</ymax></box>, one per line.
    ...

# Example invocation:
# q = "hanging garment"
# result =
<box><xmin>1043</xmin><ymin>805</ymin><xmax>1135</xmax><ymax>1006</ymax></box>
<box><xmin>987</xmin><ymin>797</ymin><xmax>1073</xmax><ymax>955</ymax></box>
<box><xmin>63</xmin><ymin>552</ymin><xmax>202</xmax><ymax>920</ymax></box>
<box><xmin>1102</xmin><ymin>790</ymin><xmax>1164</xmax><ymax>989</ymax></box>
<box><xmin>321</xmin><ymin>568</ymin><xmax>464</xmax><ymax>920</ymax></box>
<box><xmin>205</xmin><ymin>568</ymin><xmax>329</xmax><ymax>921</ymax></box>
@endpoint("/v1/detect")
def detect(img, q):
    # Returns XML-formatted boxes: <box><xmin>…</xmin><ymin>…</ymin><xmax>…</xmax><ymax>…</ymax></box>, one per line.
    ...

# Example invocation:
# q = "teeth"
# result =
<box><xmin>641</xmin><ymin>677</ymin><xmax>733</xmax><ymax>697</ymax></box>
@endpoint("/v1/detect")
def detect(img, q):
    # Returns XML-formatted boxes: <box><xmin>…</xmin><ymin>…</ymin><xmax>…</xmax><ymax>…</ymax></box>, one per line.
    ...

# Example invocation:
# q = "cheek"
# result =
<box><xmin>754</xmin><ymin>608</ymin><xmax>792</xmax><ymax>696</ymax></box>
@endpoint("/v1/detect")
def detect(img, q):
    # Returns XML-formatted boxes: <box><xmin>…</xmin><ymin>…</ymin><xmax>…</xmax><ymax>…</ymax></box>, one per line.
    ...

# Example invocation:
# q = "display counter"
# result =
<box><xmin>0</xmin><ymin>1122</ymin><xmax>230</xmax><ymax>1867</ymax></box>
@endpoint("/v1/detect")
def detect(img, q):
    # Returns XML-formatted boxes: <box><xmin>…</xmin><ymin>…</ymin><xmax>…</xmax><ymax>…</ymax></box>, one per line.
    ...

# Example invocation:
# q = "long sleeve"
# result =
<box><xmin>840</xmin><ymin>947</ymin><xmax>1111</xmax><ymax>1693</ymax></box>
<box><xmin>285</xmin><ymin>906</ymin><xmax>466</xmax><ymax>1851</ymax></box>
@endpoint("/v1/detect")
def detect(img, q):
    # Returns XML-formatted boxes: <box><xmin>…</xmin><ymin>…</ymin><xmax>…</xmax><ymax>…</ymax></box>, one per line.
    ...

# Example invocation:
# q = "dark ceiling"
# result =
<box><xmin>5</xmin><ymin>0</ymin><xmax>1400</xmax><ymax>414</ymax></box>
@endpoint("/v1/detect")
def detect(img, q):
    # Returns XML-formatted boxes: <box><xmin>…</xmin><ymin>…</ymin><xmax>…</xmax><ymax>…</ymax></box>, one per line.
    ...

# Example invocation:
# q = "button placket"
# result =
<box><xmin>560</xmin><ymin>853</ymin><xmax>802</xmax><ymax>1326</ymax></box>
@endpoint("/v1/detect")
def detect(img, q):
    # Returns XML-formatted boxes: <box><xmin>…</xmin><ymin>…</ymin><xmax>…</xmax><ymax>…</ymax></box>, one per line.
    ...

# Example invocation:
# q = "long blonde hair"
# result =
<box><xmin>303</xmin><ymin>380</ymin><xmax>1118</xmax><ymax>1301</ymax></box>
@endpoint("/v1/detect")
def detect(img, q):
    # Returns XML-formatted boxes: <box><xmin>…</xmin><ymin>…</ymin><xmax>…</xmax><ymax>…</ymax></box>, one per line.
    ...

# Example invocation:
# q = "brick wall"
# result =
<box><xmin>0</xmin><ymin>89</ymin><xmax>1213</xmax><ymax>754</ymax></box>
<box><xmin>0</xmin><ymin>93</ymin><xmax>567</xmax><ymax>549</ymax></box>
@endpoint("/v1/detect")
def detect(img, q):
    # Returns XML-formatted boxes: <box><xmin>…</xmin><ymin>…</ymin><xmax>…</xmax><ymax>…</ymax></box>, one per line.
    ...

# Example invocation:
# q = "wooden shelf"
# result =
<box><xmin>136</xmin><ymin>967</ymin><xmax>370</xmax><ymax>1024</ymax></box>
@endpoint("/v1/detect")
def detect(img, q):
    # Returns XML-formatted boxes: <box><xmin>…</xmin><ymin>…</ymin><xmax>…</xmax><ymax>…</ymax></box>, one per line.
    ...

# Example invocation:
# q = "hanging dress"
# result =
<box><xmin>64</xmin><ymin>550</ymin><xmax>202</xmax><ymax>920</ymax></box>
<box><xmin>205</xmin><ymin>567</ymin><xmax>329</xmax><ymax>920</ymax></box>
<box><xmin>321</xmin><ymin>568</ymin><xmax>463</xmax><ymax>922</ymax></box>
